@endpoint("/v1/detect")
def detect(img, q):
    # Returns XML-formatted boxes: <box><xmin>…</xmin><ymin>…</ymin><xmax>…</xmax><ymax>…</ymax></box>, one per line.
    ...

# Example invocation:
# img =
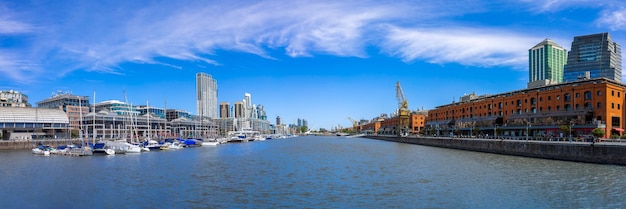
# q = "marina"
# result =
<box><xmin>2</xmin><ymin>136</ymin><xmax>626</xmax><ymax>208</ymax></box>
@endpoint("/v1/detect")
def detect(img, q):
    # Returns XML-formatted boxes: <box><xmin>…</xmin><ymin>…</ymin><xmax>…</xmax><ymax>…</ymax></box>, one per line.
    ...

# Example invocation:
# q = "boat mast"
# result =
<box><xmin>92</xmin><ymin>91</ymin><xmax>96</xmax><ymax>144</ymax></box>
<box><xmin>147</xmin><ymin>100</ymin><xmax>151</xmax><ymax>140</ymax></box>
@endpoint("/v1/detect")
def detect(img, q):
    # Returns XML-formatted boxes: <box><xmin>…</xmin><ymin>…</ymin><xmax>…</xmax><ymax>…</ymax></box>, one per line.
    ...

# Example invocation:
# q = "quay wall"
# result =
<box><xmin>0</xmin><ymin>139</ymin><xmax>85</xmax><ymax>150</ymax></box>
<box><xmin>366</xmin><ymin>135</ymin><xmax>626</xmax><ymax>166</ymax></box>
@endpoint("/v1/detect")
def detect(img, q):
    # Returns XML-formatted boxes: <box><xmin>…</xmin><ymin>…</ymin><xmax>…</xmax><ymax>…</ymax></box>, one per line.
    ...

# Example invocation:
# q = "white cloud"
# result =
<box><xmin>381</xmin><ymin>26</ymin><xmax>539</xmax><ymax>68</ymax></box>
<box><xmin>596</xmin><ymin>8</ymin><xmax>626</xmax><ymax>30</ymax></box>
<box><xmin>3</xmin><ymin>0</ymin><xmax>618</xmax><ymax>84</ymax></box>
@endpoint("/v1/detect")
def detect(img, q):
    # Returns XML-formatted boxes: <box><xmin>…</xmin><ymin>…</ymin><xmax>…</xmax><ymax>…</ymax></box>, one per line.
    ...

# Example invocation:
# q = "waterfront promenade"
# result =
<box><xmin>366</xmin><ymin>135</ymin><xmax>626</xmax><ymax>166</ymax></box>
<box><xmin>0</xmin><ymin>139</ymin><xmax>87</xmax><ymax>150</ymax></box>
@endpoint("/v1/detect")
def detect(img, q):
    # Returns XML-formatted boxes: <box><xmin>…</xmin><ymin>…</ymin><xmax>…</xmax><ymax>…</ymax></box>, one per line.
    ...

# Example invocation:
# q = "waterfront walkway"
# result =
<box><xmin>366</xmin><ymin>135</ymin><xmax>626</xmax><ymax>166</ymax></box>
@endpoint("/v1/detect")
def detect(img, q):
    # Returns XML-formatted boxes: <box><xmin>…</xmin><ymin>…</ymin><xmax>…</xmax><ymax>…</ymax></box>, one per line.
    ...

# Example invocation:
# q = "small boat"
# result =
<box><xmin>159</xmin><ymin>143</ymin><xmax>170</xmax><ymax>150</ymax></box>
<box><xmin>93</xmin><ymin>142</ymin><xmax>116</xmax><ymax>155</ymax></box>
<box><xmin>32</xmin><ymin>145</ymin><xmax>52</xmax><ymax>155</ymax></box>
<box><xmin>182</xmin><ymin>139</ymin><xmax>202</xmax><ymax>147</ymax></box>
<box><xmin>144</xmin><ymin>140</ymin><xmax>162</xmax><ymax>151</ymax></box>
<box><xmin>201</xmin><ymin>138</ymin><xmax>219</xmax><ymax>146</ymax></box>
<box><xmin>169</xmin><ymin>141</ymin><xmax>184</xmax><ymax>149</ymax></box>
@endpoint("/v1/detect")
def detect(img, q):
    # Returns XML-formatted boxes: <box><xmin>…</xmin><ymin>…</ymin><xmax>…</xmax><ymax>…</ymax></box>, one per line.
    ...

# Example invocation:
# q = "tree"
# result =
<box><xmin>299</xmin><ymin>126</ymin><xmax>308</xmax><ymax>133</ymax></box>
<box><xmin>591</xmin><ymin>128</ymin><xmax>605</xmax><ymax>139</ymax></box>
<box><xmin>472</xmin><ymin>126</ymin><xmax>480</xmax><ymax>137</ymax></box>
<box><xmin>560</xmin><ymin>125</ymin><xmax>571</xmax><ymax>137</ymax></box>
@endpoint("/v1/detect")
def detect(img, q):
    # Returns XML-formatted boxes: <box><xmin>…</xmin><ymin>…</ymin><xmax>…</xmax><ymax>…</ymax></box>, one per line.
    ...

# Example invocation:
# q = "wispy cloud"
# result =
<box><xmin>381</xmin><ymin>26</ymin><xmax>538</xmax><ymax>68</ymax></box>
<box><xmin>0</xmin><ymin>0</ymin><xmax>620</xmax><ymax>84</ymax></box>
<box><xmin>596</xmin><ymin>7</ymin><xmax>626</xmax><ymax>30</ymax></box>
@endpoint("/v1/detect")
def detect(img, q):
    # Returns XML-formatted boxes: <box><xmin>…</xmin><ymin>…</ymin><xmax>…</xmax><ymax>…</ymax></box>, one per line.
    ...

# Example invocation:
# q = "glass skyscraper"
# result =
<box><xmin>563</xmin><ymin>33</ymin><xmax>622</xmax><ymax>82</ymax></box>
<box><xmin>196</xmin><ymin>72</ymin><xmax>218</xmax><ymax>119</ymax></box>
<box><xmin>528</xmin><ymin>38</ymin><xmax>567</xmax><ymax>84</ymax></box>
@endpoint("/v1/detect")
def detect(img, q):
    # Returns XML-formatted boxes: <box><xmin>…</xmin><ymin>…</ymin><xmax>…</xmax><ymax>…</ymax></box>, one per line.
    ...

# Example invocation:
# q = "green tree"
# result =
<box><xmin>299</xmin><ymin>126</ymin><xmax>308</xmax><ymax>133</ymax></box>
<box><xmin>591</xmin><ymin>128</ymin><xmax>605</xmax><ymax>139</ymax></box>
<box><xmin>560</xmin><ymin>125</ymin><xmax>571</xmax><ymax>138</ymax></box>
<box><xmin>472</xmin><ymin>126</ymin><xmax>480</xmax><ymax>137</ymax></box>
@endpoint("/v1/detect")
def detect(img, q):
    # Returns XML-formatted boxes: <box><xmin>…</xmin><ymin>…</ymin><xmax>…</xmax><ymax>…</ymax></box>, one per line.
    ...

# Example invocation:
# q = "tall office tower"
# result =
<box><xmin>528</xmin><ymin>38</ymin><xmax>567</xmax><ymax>87</ymax></box>
<box><xmin>563</xmin><ymin>33</ymin><xmax>622</xmax><ymax>82</ymax></box>
<box><xmin>243</xmin><ymin>93</ymin><xmax>252</xmax><ymax>118</ymax></box>
<box><xmin>196</xmin><ymin>72</ymin><xmax>218</xmax><ymax>119</ymax></box>
<box><xmin>297</xmin><ymin>118</ymin><xmax>302</xmax><ymax>127</ymax></box>
<box><xmin>234</xmin><ymin>101</ymin><xmax>244</xmax><ymax>118</ymax></box>
<box><xmin>276</xmin><ymin>116</ymin><xmax>281</xmax><ymax>125</ymax></box>
<box><xmin>257</xmin><ymin>105</ymin><xmax>267</xmax><ymax>120</ymax></box>
<box><xmin>219</xmin><ymin>102</ymin><xmax>230</xmax><ymax>118</ymax></box>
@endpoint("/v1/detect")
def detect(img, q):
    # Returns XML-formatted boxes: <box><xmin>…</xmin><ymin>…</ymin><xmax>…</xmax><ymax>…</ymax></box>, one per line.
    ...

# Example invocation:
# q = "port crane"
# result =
<box><xmin>347</xmin><ymin>117</ymin><xmax>358</xmax><ymax>132</ymax></box>
<box><xmin>396</xmin><ymin>82</ymin><xmax>410</xmax><ymax>137</ymax></box>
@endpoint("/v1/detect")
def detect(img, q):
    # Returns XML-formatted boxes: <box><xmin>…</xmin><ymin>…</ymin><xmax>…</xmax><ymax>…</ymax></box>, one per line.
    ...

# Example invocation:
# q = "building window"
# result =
<box><xmin>619</xmin><ymin>104</ymin><xmax>621</xmax><ymax>110</ymax></box>
<box><xmin>612</xmin><ymin>90</ymin><xmax>615</xmax><ymax>96</ymax></box>
<box><xmin>531</xmin><ymin>98</ymin><xmax>536</xmax><ymax>105</ymax></box>
<box><xmin>517</xmin><ymin>100</ymin><xmax>522</xmax><ymax>107</ymax></box>
<box><xmin>597</xmin><ymin>91</ymin><xmax>602</xmax><ymax>96</ymax></box>
<box><xmin>612</xmin><ymin>116</ymin><xmax>620</xmax><ymax>127</ymax></box>
<box><xmin>585</xmin><ymin>102</ymin><xmax>592</xmax><ymax>109</ymax></box>
<box><xmin>565</xmin><ymin>104</ymin><xmax>571</xmax><ymax>111</ymax></box>
<box><xmin>517</xmin><ymin>109</ymin><xmax>522</xmax><ymax>114</ymax></box>
<box><xmin>499</xmin><ymin>102</ymin><xmax>503</xmax><ymax>109</ymax></box>
<box><xmin>575</xmin><ymin>104</ymin><xmax>580</xmax><ymax>110</ymax></box>
<box><xmin>612</xmin><ymin>103</ymin><xmax>615</xmax><ymax>109</ymax></box>
<box><xmin>564</xmin><ymin>93</ymin><xmax>571</xmax><ymax>102</ymax></box>
<box><xmin>584</xmin><ymin>91</ymin><xmax>592</xmax><ymax>100</ymax></box>
<box><xmin>619</xmin><ymin>92</ymin><xmax>622</xmax><ymax>98</ymax></box>
<box><xmin>576</xmin><ymin>93</ymin><xmax>580</xmax><ymax>98</ymax></box>
<box><xmin>597</xmin><ymin>102</ymin><xmax>602</xmax><ymax>109</ymax></box>
<box><xmin>556</xmin><ymin>105</ymin><xmax>560</xmax><ymax>111</ymax></box>
<box><xmin>548</xmin><ymin>96</ymin><xmax>552</xmax><ymax>101</ymax></box>
<box><xmin>548</xmin><ymin>106</ymin><xmax>551</xmax><ymax>111</ymax></box>
<box><xmin>532</xmin><ymin>107</ymin><xmax>537</xmax><ymax>113</ymax></box>
<box><xmin>540</xmin><ymin>97</ymin><xmax>543</xmax><ymax>102</ymax></box>
<box><xmin>556</xmin><ymin>95</ymin><xmax>560</xmax><ymax>100</ymax></box>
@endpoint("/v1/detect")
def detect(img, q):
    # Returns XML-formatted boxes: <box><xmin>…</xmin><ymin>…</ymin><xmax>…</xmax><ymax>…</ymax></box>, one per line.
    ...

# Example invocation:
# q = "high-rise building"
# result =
<box><xmin>219</xmin><ymin>102</ymin><xmax>230</xmax><ymax>118</ymax></box>
<box><xmin>276</xmin><ymin>116</ymin><xmax>281</xmax><ymax>125</ymax></box>
<box><xmin>563</xmin><ymin>33</ymin><xmax>622</xmax><ymax>82</ymax></box>
<box><xmin>196</xmin><ymin>72</ymin><xmax>218</xmax><ymax>119</ymax></box>
<box><xmin>243</xmin><ymin>93</ymin><xmax>252</xmax><ymax>118</ymax></box>
<box><xmin>234</xmin><ymin>101</ymin><xmax>244</xmax><ymax>118</ymax></box>
<box><xmin>528</xmin><ymin>38</ymin><xmax>567</xmax><ymax>88</ymax></box>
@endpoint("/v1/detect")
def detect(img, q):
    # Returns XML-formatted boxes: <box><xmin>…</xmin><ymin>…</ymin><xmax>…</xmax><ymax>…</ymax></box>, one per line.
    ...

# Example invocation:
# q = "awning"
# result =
<box><xmin>613</xmin><ymin>128</ymin><xmax>624</xmax><ymax>132</ymax></box>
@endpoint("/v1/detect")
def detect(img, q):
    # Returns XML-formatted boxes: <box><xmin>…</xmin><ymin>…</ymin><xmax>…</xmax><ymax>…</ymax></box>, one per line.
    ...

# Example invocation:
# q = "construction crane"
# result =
<box><xmin>396</xmin><ymin>81</ymin><xmax>410</xmax><ymax>137</ymax></box>
<box><xmin>347</xmin><ymin>117</ymin><xmax>358</xmax><ymax>132</ymax></box>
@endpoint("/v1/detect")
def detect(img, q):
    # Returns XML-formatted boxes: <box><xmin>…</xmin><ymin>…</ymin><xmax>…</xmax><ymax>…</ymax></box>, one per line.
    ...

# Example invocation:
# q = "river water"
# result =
<box><xmin>1</xmin><ymin>136</ymin><xmax>625</xmax><ymax>208</ymax></box>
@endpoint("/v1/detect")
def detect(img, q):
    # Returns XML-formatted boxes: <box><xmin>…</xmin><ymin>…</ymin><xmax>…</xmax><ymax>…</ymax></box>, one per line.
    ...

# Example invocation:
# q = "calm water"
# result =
<box><xmin>1</xmin><ymin>136</ymin><xmax>625</xmax><ymax>208</ymax></box>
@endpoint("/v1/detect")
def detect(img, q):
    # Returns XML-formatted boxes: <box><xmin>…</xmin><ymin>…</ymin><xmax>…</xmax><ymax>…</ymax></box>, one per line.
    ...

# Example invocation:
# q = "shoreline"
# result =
<box><xmin>364</xmin><ymin>135</ymin><xmax>626</xmax><ymax>166</ymax></box>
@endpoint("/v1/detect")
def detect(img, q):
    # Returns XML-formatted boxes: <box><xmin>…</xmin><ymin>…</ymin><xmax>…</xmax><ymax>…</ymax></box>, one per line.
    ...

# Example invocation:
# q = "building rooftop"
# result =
<box><xmin>531</xmin><ymin>38</ymin><xmax>565</xmax><ymax>50</ymax></box>
<box><xmin>0</xmin><ymin>107</ymin><xmax>69</xmax><ymax>123</ymax></box>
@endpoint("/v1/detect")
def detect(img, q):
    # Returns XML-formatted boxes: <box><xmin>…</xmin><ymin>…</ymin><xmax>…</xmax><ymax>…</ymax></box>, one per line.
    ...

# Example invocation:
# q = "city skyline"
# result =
<box><xmin>1</xmin><ymin>0</ymin><xmax>625</xmax><ymax>130</ymax></box>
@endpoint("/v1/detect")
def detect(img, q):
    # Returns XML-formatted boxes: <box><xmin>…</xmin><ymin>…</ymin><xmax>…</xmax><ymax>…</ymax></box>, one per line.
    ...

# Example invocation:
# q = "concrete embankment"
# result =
<box><xmin>0</xmin><ymin>139</ymin><xmax>86</xmax><ymax>150</ymax></box>
<box><xmin>366</xmin><ymin>135</ymin><xmax>626</xmax><ymax>166</ymax></box>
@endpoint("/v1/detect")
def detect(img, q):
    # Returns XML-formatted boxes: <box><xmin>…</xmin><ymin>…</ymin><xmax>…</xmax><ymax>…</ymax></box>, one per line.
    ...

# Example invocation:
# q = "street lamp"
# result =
<box><xmin>526</xmin><ymin>122</ymin><xmax>530</xmax><ymax>141</ymax></box>
<box><xmin>569</xmin><ymin>121</ymin><xmax>574</xmax><ymax>142</ymax></box>
<box><xmin>494</xmin><ymin>125</ymin><xmax>498</xmax><ymax>139</ymax></box>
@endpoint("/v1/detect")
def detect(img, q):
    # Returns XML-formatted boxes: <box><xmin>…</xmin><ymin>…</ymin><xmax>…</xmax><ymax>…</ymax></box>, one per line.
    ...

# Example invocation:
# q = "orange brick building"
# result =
<box><xmin>426</xmin><ymin>78</ymin><xmax>624</xmax><ymax>139</ymax></box>
<box><xmin>359</xmin><ymin>111</ymin><xmax>427</xmax><ymax>135</ymax></box>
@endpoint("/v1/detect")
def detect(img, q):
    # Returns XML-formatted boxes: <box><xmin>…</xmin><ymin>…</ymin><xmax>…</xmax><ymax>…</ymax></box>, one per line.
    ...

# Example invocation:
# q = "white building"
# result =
<box><xmin>196</xmin><ymin>72</ymin><xmax>218</xmax><ymax>119</ymax></box>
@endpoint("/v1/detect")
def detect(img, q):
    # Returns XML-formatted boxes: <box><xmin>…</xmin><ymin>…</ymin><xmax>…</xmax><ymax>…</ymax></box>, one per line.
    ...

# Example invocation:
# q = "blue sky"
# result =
<box><xmin>0</xmin><ymin>0</ymin><xmax>625</xmax><ymax>130</ymax></box>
